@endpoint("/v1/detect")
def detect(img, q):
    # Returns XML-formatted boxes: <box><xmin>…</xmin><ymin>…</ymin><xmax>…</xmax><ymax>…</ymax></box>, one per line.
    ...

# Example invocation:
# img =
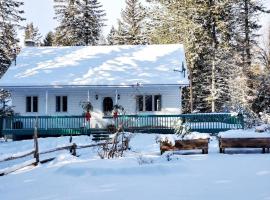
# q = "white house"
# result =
<box><xmin>0</xmin><ymin>44</ymin><xmax>189</xmax><ymax>128</ymax></box>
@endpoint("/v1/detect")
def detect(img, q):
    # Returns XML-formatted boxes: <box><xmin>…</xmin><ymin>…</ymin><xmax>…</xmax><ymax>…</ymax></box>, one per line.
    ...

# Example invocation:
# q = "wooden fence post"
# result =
<box><xmin>33</xmin><ymin>117</ymin><xmax>39</xmax><ymax>164</ymax></box>
<box><xmin>70</xmin><ymin>143</ymin><xmax>77</xmax><ymax>156</ymax></box>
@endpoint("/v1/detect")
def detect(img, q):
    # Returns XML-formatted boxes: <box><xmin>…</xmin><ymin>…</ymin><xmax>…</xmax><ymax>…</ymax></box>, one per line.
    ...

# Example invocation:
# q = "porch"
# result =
<box><xmin>0</xmin><ymin>113</ymin><xmax>244</xmax><ymax>139</ymax></box>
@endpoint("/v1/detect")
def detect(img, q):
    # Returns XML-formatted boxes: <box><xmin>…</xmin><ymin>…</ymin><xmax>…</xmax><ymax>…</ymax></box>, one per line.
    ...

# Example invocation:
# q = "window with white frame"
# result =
<box><xmin>56</xmin><ymin>96</ymin><xmax>68</xmax><ymax>112</ymax></box>
<box><xmin>136</xmin><ymin>95</ymin><xmax>162</xmax><ymax>112</ymax></box>
<box><xmin>26</xmin><ymin>96</ymin><xmax>38</xmax><ymax>112</ymax></box>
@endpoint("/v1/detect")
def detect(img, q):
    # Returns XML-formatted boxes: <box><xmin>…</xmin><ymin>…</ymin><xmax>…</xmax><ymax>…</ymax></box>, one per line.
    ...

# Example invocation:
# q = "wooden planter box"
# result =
<box><xmin>219</xmin><ymin>137</ymin><xmax>270</xmax><ymax>153</ymax></box>
<box><xmin>160</xmin><ymin>139</ymin><xmax>209</xmax><ymax>155</ymax></box>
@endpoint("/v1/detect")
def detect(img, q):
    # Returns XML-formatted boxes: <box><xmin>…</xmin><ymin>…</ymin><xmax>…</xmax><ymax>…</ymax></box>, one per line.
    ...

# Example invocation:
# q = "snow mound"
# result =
<box><xmin>158</xmin><ymin>132</ymin><xmax>210</xmax><ymax>146</ymax></box>
<box><xmin>218</xmin><ymin>129</ymin><xmax>270</xmax><ymax>138</ymax></box>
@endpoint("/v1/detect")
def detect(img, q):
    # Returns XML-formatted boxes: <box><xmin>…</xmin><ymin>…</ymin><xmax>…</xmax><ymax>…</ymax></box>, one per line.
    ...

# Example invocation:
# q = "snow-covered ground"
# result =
<box><xmin>0</xmin><ymin>132</ymin><xmax>270</xmax><ymax>200</ymax></box>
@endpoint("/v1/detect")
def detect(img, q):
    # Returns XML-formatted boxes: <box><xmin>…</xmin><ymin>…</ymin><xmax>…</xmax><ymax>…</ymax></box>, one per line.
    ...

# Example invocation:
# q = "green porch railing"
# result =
<box><xmin>115</xmin><ymin>113</ymin><xmax>244</xmax><ymax>134</ymax></box>
<box><xmin>2</xmin><ymin>115</ymin><xmax>90</xmax><ymax>137</ymax></box>
<box><xmin>1</xmin><ymin>113</ymin><xmax>244</xmax><ymax>138</ymax></box>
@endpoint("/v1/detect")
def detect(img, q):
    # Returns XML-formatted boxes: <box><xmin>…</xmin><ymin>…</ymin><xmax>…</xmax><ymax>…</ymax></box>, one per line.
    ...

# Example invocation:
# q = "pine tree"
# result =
<box><xmin>148</xmin><ymin>0</ymin><xmax>269</xmax><ymax>115</ymax></box>
<box><xmin>107</xmin><ymin>26</ymin><xmax>117</xmax><ymax>45</ymax></box>
<box><xmin>0</xmin><ymin>0</ymin><xmax>24</xmax><ymax>77</ymax></box>
<box><xmin>24</xmin><ymin>22</ymin><xmax>42</xmax><ymax>45</ymax></box>
<box><xmin>0</xmin><ymin>0</ymin><xmax>24</xmax><ymax>116</ymax></box>
<box><xmin>114</xmin><ymin>0</ymin><xmax>148</xmax><ymax>45</ymax></box>
<box><xmin>233</xmin><ymin>0</ymin><xmax>270</xmax><ymax>105</ymax></box>
<box><xmin>253</xmin><ymin>27</ymin><xmax>270</xmax><ymax>113</ymax></box>
<box><xmin>77</xmin><ymin>0</ymin><xmax>106</xmax><ymax>45</ymax></box>
<box><xmin>113</xmin><ymin>20</ymin><xmax>129</xmax><ymax>45</ymax></box>
<box><xmin>43</xmin><ymin>31</ymin><xmax>55</xmax><ymax>46</ymax></box>
<box><xmin>54</xmin><ymin>0</ymin><xmax>106</xmax><ymax>46</ymax></box>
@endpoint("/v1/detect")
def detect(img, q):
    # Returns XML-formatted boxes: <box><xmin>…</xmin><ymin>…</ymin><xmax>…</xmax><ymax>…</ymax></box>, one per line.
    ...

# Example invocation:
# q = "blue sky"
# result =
<box><xmin>19</xmin><ymin>0</ymin><xmax>270</xmax><ymax>45</ymax></box>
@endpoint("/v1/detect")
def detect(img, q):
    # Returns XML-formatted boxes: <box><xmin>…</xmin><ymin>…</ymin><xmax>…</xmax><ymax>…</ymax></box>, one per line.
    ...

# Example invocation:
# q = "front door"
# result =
<box><xmin>103</xmin><ymin>97</ymin><xmax>113</xmax><ymax>115</ymax></box>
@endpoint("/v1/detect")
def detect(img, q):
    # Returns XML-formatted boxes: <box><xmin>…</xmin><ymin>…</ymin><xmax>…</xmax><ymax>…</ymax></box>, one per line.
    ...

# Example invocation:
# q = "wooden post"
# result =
<box><xmin>70</xmin><ymin>143</ymin><xmax>77</xmax><ymax>156</ymax></box>
<box><xmin>33</xmin><ymin>117</ymin><xmax>39</xmax><ymax>164</ymax></box>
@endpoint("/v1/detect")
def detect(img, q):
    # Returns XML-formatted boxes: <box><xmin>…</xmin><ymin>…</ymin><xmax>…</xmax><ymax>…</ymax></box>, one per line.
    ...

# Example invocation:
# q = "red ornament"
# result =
<box><xmin>85</xmin><ymin>111</ymin><xmax>91</xmax><ymax>121</ymax></box>
<box><xmin>113</xmin><ymin>111</ymin><xmax>118</xmax><ymax>119</ymax></box>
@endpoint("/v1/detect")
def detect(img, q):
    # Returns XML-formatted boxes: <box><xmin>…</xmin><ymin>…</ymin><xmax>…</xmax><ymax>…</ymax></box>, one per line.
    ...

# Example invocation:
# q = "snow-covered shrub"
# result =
<box><xmin>173</xmin><ymin>118</ymin><xmax>191</xmax><ymax>139</ymax></box>
<box><xmin>156</xmin><ymin>135</ymin><xmax>176</xmax><ymax>146</ymax></box>
<box><xmin>230</xmin><ymin>104</ymin><xmax>260</xmax><ymax>128</ymax></box>
<box><xmin>98</xmin><ymin>132</ymin><xmax>133</xmax><ymax>159</ymax></box>
<box><xmin>258</xmin><ymin>112</ymin><xmax>270</xmax><ymax>132</ymax></box>
<box><xmin>137</xmin><ymin>155</ymin><xmax>154</xmax><ymax>165</ymax></box>
<box><xmin>260</xmin><ymin>112</ymin><xmax>270</xmax><ymax>125</ymax></box>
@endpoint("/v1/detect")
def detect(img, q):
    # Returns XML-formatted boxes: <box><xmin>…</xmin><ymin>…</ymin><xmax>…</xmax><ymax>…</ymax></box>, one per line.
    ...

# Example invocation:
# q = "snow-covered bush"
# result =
<box><xmin>137</xmin><ymin>155</ymin><xmax>154</xmax><ymax>165</ymax></box>
<box><xmin>98</xmin><ymin>132</ymin><xmax>133</xmax><ymax>159</ymax></box>
<box><xmin>173</xmin><ymin>118</ymin><xmax>191</xmax><ymax>139</ymax></box>
<box><xmin>260</xmin><ymin>112</ymin><xmax>270</xmax><ymax>125</ymax></box>
<box><xmin>156</xmin><ymin>135</ymin><xmax>176</xmax><ymax>146</ymax></box>
<box><xmin>258</xmin><ymin>112</ymin><xmax>270</xmax><ymax>132</ymax></box>
<box><xmin>230</xmin><ymin>104</ymin><xmax>260</xmax><ymax>128</ymax></box>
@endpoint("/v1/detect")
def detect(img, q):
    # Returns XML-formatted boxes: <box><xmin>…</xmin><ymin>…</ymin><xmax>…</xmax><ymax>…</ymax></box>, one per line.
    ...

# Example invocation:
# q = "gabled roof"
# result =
<box><xmin>0</xmin><ymin>44</ymin><xmax>189</xmax><ymax>87</ymax></box>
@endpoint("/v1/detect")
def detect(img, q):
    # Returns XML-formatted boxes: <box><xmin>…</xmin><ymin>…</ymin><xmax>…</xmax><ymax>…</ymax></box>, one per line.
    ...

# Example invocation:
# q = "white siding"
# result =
<box><xmin>10</xmin><ymin>86</ymin><xmax>183</xmax><ymax>128</ymax></box>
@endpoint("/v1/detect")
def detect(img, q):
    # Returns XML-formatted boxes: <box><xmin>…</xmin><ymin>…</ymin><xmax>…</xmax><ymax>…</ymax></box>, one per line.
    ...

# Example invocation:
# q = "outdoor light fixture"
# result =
<box><xmin>117</xmin><ymin>94</ymin><xmax>120</xmax><ymax>100</ymax></box>
<box><xmin>95</xmin><ymin>94</ymin><xmax>98</xmax><ymax>100</ymax></box>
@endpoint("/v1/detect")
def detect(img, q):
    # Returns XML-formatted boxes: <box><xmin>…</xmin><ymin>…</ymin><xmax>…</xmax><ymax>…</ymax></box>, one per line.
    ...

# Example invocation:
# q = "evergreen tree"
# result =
<box><xmin>148</xmin><ymin>0</ymin><xmax>269</xmax><ymax>115</ymax></box>
<box><xmin>77</xmin><ymin>0</ymin><xmax>106</xmax><ymax>45</ymax></box>
<box><xmin>0</xmin><ymin>0</ymin><xmax>24</xmax><ymax>76</ymax></box>
<box><xmin>43</xmin><ymin>31</ymin><xmax>55</xmax><ymax>46</ymax></box>
<box><xmin>113</xmin><ymin>20</ymin><xmax>129</xmax><ymax>45</ymax></box>
<box><xmin>0</xmin><ymin>0</ymin><xmax>24</xmax><ymax>116</ymax></box>
<box><xmin>253</xmin><ymin>27</ymin><xmax>270</xmax><ymax>113</ymax></box>
<box><xmin>54</xmin><ymin>0</ymin><xmax>106</xmax><ymax>46</ymax></box>
<box><xmin>114</xmin><ymin>0</ymin><xmax>148</xmax><ymax>45</ymax></box>
<box><xmin>107</xmin><ymin>26</ymin><xmax>117</xmax><ymax>45</ymax></box>
<box><xmin>24</xmin><ymin>22</ymin><xmax>42</xmax><ymax>45</ymax></box>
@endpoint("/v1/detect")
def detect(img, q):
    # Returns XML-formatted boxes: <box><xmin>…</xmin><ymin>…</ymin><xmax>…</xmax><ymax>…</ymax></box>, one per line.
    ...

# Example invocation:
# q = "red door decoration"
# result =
<box><xmin>85</xmin><ymin>111</ymin><xmax>91</xmax><ymax>121</ymax></box>
<box><xmin>113</xmin><ymin>111</ymin><xmax>118</xmax><ymax>119</ymax></box>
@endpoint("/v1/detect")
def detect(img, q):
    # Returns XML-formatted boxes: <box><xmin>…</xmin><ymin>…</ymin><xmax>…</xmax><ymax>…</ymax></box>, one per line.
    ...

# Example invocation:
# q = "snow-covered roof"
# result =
<box><xmin>0</xmin><ymin>44</ymin><xmax>189</xmax><ymax>87</ymax></box>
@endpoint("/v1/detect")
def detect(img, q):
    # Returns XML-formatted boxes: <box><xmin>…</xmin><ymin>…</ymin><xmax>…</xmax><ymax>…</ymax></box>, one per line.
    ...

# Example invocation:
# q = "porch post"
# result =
<box><xmin>45</xmin><ymin>90</ymin><xmax>48</xmax><ymax>115</ymax></box>
<box><xmin>87</xmin><ymin>90</ymin><xmax>90</xmax><ymax>101</ymax></box>
<box><xmin>115</xmin><ymin>89</ymin><xmax>118</xmax><ymax>104</ymax></box>
<box><xmin>179</xmin><ymin>87</ymin><xmax>183</xmax><ymax>114</ymax></box>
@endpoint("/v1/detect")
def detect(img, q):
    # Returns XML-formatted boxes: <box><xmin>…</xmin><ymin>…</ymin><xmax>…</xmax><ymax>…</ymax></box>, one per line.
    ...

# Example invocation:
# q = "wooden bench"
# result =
<box><xmin>160</xmin><ymin>139</ymin><xmax>209</xmax><ymax>155</ymax></box>
<box><xmin>219</xmin><ymin>137</ymin><xmax>270</xmax><ymax>153</ymax></box>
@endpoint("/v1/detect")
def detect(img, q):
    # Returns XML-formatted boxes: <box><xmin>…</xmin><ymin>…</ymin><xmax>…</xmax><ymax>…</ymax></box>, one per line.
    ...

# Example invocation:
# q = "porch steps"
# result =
<box><xmin>91</xmin><ymin>131</ymin><xmax>111</xmax><ymax>142</ymax></box>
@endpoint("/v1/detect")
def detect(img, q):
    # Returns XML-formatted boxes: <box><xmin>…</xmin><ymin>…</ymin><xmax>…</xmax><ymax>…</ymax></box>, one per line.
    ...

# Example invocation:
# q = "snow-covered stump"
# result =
<box><xmin>160</xmin><ymin>139</ymin><xmax>209</xmax><ymax>155</ymax></box>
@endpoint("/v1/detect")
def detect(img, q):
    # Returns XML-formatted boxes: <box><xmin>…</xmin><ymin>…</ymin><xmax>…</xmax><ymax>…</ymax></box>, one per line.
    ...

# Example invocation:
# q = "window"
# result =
<box><xmin>26</xmin><ymin>96</ymin><xmax>38</xmax><ymax>112</ymax></box>
<box><xmin>56</xmin><ymin>96</ymin><xmax>68</xmax><ymax>112</ymax></box>
<box><xmin>145</xmin><ymin>95</ymin><xmax>152</xmax><ymax>111</ymax></box>
<box><xmin>136</xmin><ymin>95</ymin><xmax>162</xmax><ymax>112</ymax></box>
<box><xmin>137</xmin><ymin>96</ymin><xmax>143</xmax><ymax>112</ymax></box>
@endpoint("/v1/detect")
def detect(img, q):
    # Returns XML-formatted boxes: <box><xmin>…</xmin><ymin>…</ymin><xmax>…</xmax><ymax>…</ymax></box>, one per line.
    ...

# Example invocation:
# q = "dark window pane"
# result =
<box><xmin>56</xmin><ymin>96</ymin><xmax>61</xmax><ymax>112</ymax></box>
<box><xmin>154</xmin><ymin>95</ymin><xmax>162</xmax><ymax>111</ymax></box>
<box><xmin>145</xmin><ymin>95</ymin><xmax>152</xmax><ymax>111</ymax></box>
<box><xmin>62</xmin><ymin>96</ymin><xmax>68</xmax><ymax>112</ymax></box>
<box><xmin>137</xmin><ymin>96</ymin><xmax>143</xmax><ymax>111</ymax></box>
<box><xmin>26</xmin><ymin>96</ymin><xmax>31</xmax><ymax>112</ymax></box>
<box><xmin>33</xmin><ymin>96</ymin><xmax>38</xmax><ymax>112</ymax></box>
